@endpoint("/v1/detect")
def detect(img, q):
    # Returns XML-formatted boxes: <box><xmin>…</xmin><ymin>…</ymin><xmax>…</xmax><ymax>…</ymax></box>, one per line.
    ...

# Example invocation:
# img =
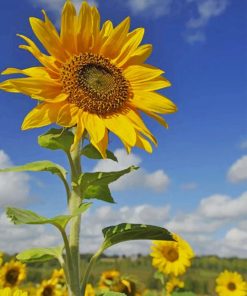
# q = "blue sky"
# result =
<box><xmin>0</xmin><ymin>0</ymin><xmax>246</xmax><ymax>257</ymax></box>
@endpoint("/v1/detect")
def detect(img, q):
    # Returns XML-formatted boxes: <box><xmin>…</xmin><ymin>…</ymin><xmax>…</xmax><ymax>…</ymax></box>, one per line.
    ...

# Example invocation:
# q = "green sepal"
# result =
<box><xmin>38</xmin><ymin>128</ymin><xmax>74</xmax><ymax>152</ymax></box>
<box><xmin>0</xmin><ymin>160</ymin><xmax>67</xmax><ymax>180</ymax></box>
<box><xmin>16</xmin><ymin>245</ymin><xmax>63</xmax><ymax>263</ymax></box>
<box><xmin>101</xmin><ymin>223</ymin><xmax>174</xmax><ymax>251</ymax></box>
<box><xmin>6</xmin><ymin>203</ymin><xmax>91</xmax><ymax>229</ymax></box>
<box><xmin>79</xmin><ymin>166</ymin><xmax>138</xmax><ymax>203</ymax></box>
<box><xmin>81</xmin><ymin>144</ymin><xmax>118</xmax><ymax>162</ymax></box>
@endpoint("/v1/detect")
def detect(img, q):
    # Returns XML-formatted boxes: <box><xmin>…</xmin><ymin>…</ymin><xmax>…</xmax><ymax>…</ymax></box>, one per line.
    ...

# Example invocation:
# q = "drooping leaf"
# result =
<box><xmin>79</xmin><ymin>166</ymin><xmax>138</xmax><ymax>203</ymax></box>
<box><xmin>0</xmin><ymin>160</ymin><xmax>67</xmax><ymax>180</ymax></box>
<box><xmin>16</xmin><ymin>246</ymin><xmax>63</xmax><ymax>263</ymax></box>
<box><xmin>38</xmin><ymin>128</ymin><xmax>74</xmax><ymax>152</ymax></box>
<box><xmin>81</xmin><ymin>144</ymin><xmax>118</xmax><ymax>162</ymax></box>
<box><xmin>6</xmin><ymin>203</ymin><xmax>91</xmax><ymax>229</ymax></box>
<box><xmin>101</xmin><ymin>223</ymin><xmax>174</xmax><ymax>251</ymax></box>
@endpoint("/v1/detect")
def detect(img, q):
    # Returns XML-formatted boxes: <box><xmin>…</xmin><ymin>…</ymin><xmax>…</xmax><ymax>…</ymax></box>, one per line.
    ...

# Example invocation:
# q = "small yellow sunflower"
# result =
<box><xmin>112</xmin><ymin>279</ymin><xmax>136</xmax><ymax>296</ymax></box>
<box><xmin>150</xmin><ymin>233</ymin><xmax>194</xmax><ymax>276</ymax></box>
<box><xmin>50</xmin><ymin>269</ymin><xmax>66</xmax><ymax>290</ymax></box>
<box><xmin>0</xmin><ymin>261</ymin><xmax>26</xmax><ymax>288</ymax></box>
<box><xmin>36</xmin><ymin>279</ymin><xmax>61</xmax><ymax>296</ymax></box>
<box><xmin>0</xmin><ymin>287</ymin><xmax>28</xmax><ymax>296</ymax></box>
<box><xmin>99</xmin><ymin>270</ymin><xmax>120</xmax><ymax>289</ymax></box>
<box><xmin>0</xmin><ymin>0</ymin><xmax>177</xmax><ymax>156</ymax></box>
<box><xmin>165</xmin><ymin>277</ymin><xmax>184</xmax><ymax>295</ymax></box>
<box><xmin>85</xmin><ymin>284</ymin><xmax>95</xmax><ymax>296</ymax></box>
<box><xmin>216</xmin><ymin>270</ymin><xmax>247</xmax><ymax>296</ymax></box>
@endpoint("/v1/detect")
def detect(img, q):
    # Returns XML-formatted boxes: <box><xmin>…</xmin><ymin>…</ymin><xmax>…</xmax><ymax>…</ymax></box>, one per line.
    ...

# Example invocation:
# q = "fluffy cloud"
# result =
<box><xmin>185</xmin><ymin>0</ymin><xmax>229</xmax><ymax>43</ymax></box>
<box><xmin>125</xmin><ymin>0</ymin><xmax>173</xmax><ymax>18</ymax></box>
<box><xmin>34</xmin><ymin>0</ymin><xmax>98</xmax><ymax>12</ymax></box>
<box><xmin>227</xmin><ymin>155</ymin><xmax>247</xmax><ymax>183</ymax></box>
<box><xmin>0</xmin><ymin>150</ymin><xmax>30</xmax><ymax>207</ymax></box>
<box><xmin>93</xmin><ymin>149</ymin><xmax>170</xmax><ymax>193</ymax></box>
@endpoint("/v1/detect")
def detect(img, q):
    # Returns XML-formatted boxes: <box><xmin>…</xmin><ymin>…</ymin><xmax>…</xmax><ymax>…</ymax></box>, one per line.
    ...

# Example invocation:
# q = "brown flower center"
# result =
<box><xmin>42</xmin><ymin>285</ymin><xmax>54</xmax><ymax>296</ymax></box>
<box><xmin>227</xmin><ymin>282</ymin><xmax>236</xmax><ymax>291</ymax></box>
<box><xmin>61</xmin><ymin>53</ymin><xmax>130</xmax><ymax>116</ymax></box>
<box><xmin>163</xmin><ymin>247</ymin><xmax>179</xmax><ymax>262</ymax></box>
<box><xmin>5</xmin><ymin>268</ymin><xmax>19</xmax><ymax>286</ymax></box>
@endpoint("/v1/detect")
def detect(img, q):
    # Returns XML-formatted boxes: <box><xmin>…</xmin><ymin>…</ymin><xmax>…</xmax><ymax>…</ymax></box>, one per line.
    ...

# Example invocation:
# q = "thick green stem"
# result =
<box><xmin>68</xmin><ymin>142</ymin><xmax>82</xmax><ymax>296</ymax></box>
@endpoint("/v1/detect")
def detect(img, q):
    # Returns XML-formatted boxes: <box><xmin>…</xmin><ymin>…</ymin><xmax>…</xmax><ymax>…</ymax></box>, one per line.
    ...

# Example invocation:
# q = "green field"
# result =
<box><xmin>3</xmin><ymin>254</ymin><xmax>247</xmax><ymax>296</ymax></box>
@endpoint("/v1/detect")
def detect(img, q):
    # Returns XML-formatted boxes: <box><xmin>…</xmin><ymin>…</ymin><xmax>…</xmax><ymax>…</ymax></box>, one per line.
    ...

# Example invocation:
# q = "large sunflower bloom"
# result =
<box><xmin>0</xmin><ymin>261</ymin><xmax>26</xmax><ymax>288</ymax></box>
<box><xmin>0</xmin><ymin>287</ymin><xmax>28</xmax><ymax>296</ymax></box>
<box><xmin>0</xmin><ymin>0</ymin><xmax>177</xmax><ymax>156</ymax></box>
<box><xmin>216</xmin><ymin>270</ymin><xmax>247</xmax><ymax>296</ymax></box>
<box><xmin>150</xmin><ymin>233</ymin><xmax>194</xmax><ymax>276</ymax></box>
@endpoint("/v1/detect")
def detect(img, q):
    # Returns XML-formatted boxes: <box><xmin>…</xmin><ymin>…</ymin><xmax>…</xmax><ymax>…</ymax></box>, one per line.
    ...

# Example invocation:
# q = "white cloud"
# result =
<box><xmin>0</xmin><ymin>213</ymin><xmax>60</xmax><ymax>253</ymax></box>
<box><xmin>0</xmin><ymin>150</ymin><xmax>30</xmax><ymax>207</ymax></box>
<box><xmin>93</xmin><ymin>149</ymin><xmax>170</xmax><ymax>193</ymax></box>
<box><xmin>126</xmin><ymin>0</ymin><xmax>173</xmax><ymax>18</ymax></box>
<box><xmin>227</xmin><ymin>155</ymin><xmax>247</xmax><ymax>183</ymax></box>
<box><xmin>185</xmin><ymin>0</ymin><xmax>229</xmax><ymax>43</ymax></box>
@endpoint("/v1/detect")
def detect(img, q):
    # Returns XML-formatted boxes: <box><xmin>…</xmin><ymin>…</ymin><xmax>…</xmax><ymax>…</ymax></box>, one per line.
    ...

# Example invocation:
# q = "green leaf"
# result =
<box><xmin>102</xmin><ymin>292</ymin><xmax>127</xmax><ymax>296</ymax></box>
<box><xmin>81</xmin><ymin>144</ymin><xmax>118</xmax><ymax>162</ymax></box>
<box><xmin>83</xmin><ymin>185</ymin><xmax>114</xmax><ymax>203</ymax></box>
<box><xmin>101</xmin><ymin>223</ymin><xmax>174</xmax><ymax>251</ymax></box>
<box><xmin>6</xmin><ymin>203</ymin><xmax>91</xmax><ymax>229</ymax></box>
<box><xmin>16</xmin><ymin>246</ymin><xmax>63</xmax><ymax>263</ymax></box>
<box><xmin>79</xmin><ymin>166</ymin><xmax>138</xmax><ymax>203</ymax></box>
<box><xmin>38</xmin><ymin>128</ymin><xmax>74</xmax><ymax>152</ymax></box>
<box><xmin>154</xmin><ymin>271</ymin><xmax>165</xmax><ymax>285</ymax></box>
<box><xmin>0</xmin><ymin>160</ymin><xmax>67</xmax><ymax>180</ymax></box>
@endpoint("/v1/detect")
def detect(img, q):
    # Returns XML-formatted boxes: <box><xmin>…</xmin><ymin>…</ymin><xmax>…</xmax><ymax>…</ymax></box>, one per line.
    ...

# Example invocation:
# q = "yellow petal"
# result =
<box><xmin>135</xmin><ymin>134</ymin><xmax>153</xmax><ymax>153</ymax></box>
<box><xmin>124</xmin><ymin>44</ymin><xmax>153</xmax><ymax>67</ymax></box>
<box><xmin>144</xmin><ymin>111</ymin><xmax>169</xmax><ymax>128</ymax></box>
<box><xmin>2</xmin><ymin>67</ymin><xmax>51</xmax><ymax>78</ymax></box>
<box><xmin>131</xmin><ymin>76</ymin><xmax>171</xmax><ymax>91</ymax></box>
<box><xmin>124</xmin><ymin>64</ymin><xmax>164</xmax><ymax>83</ymax></box>
<box><xmin>56</xmin><ymin>103</ymin><xmax>79</xmax><ymax>127</ymax></box>
<box><xmin>29</xmin><ymin>16</ymin><xmax>68</xmax><ymax>63</ymax></box>
<box><xmin>126</xmin><ymin>108</ymin><xmax>157</xmax><ymax>145</ymax></box>
<box><xmin>60</xmin><ymin>0</ymin><xmax>77</xmax><ymax>54</ymax></box>
<box><xmin>100</xmin><ymin>17</ymin><xmax>130</xmax><ymax>59</ymax></box>
<box><xmin>21</xmin><ymin>102</ymin><xmax>64</xmax><ymax>130</ymax></box>
<box><xmin>17</xmin><ymin>34</ymin><xmax>59</xmax><ymax>74</ymax></box>
<box><xmin>71</xmin><ymin>112</ymin><xmax>85</xmax><ymax>151</ymax></box>
<box><xmin>91</xmin><ymin>130</ymin><xmax>109</xmax><ymax>158</ymax></box>
<box><xmin>114</xmin><ymin>28</ymin><xmax>145</xmax><ymax>67</ymax></box>
<box><xmin>77</xmin><ymin>2</ymin><xmax>93</xmax><ymax>53</ymax></box>
<box><xmin>131</xmin><ymin>91</ymin><xmax>177</xmax><ymax>114</ymax></box>
<box><xmin>103</xmin><ymin>114</ymin><xmax>136</xmax><ymax>147</ymax></box>
<box><xmin>83</xmin><ymin>113</ymin><xmax>106</xmax><ymax>143</ymax></box>
<box><xmin>0</xmin><ymin>77</ymin><xmax>66</xmax><ymax>102</ymax></box>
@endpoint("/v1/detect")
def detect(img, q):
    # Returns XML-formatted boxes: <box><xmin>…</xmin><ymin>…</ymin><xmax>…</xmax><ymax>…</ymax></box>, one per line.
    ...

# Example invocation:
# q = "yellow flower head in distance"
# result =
<box><xmin>0</xmin><ymin>261</ymin><xmax>26</xmax><ymax>288</ymax></box>
<box><xmin>150</xmin><ymin>233</ymin><xmax>194</xmax><ymax>276</ymax></box>
<box><xmin>50</xmin><ymin>269</ymin><xmax>66</xmax><ymax>290</ymax></box>
<box><xmin>0</xmin><ymin>252</ymin><xmax>4</xmax><ymax>266</ymax></box>
<box><xmin>99</xmin><ymin>270</ymin><xmax>120</xmax><ymax>289</ymax></box>
<box><xmin>0</xmin><ymin>0</ymin><xmax>177</xmax><ymax>156</ymax></box>
<box><xmin>0</xmin><ymin>287</ymin><xmax>28</xmax><ymax>296</ymax></box>
<box><xmin>85</xmin><ymin>284</ymin><xmax>95</xmax><ymax>296</ymax></box>
<box><xmin>36</xmin><ymin>279</ymin><xmax>62</xmax><ymax>296</ymax></box>
<box><xmin>216</xmin><ymin>270</ymin><xmax>247</xmax><ymax>296</ymax></box>
<box><xmin>165</xmin><ymin>277</ymin><xmax>184</xmax><ymax>296</ymax></box>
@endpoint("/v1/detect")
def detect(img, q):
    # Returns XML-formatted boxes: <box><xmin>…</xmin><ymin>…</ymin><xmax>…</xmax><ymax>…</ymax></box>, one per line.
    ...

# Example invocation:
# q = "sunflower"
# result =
<box><xmin>50</xmin><ymin>269</ymin><xmax>66</xmax><ymax>290</ymax></box>
<box><xmin>0</xmin><ymin>252</ymin><xmax>3</xmax><ymax>266</ymax></box>
<box><xmin>99</xmin><ymin>270</ymin><xmax>120</xmax><ymax>289</ymax></box>
<box><xmin>0</xmin><ymin>261</ymin><xmax>26</xmax><ymax>288</ymax></box>
<box><xmin>36</xmin><ymin>279</ymin><xmax>62</xmax><ymax>296</ymax></box>
<box><xmin>0</xmin><ymin>287</ymin><xmax>28</xmax><ymax>296</ymax></box>
<box><xmin>216</xmin><ymin>270</ymin><xmax>247</xmax><ymax>296</ymax></box>
<box><xmin>165</xmin><ymin>277</ymin><xmax>184</xmax><ymax>295</ymax></box>
<box><xmin>0</xmin><ymin>0</ymin><xmax>177</xmax><ymax>156</ymax></box>
<box><xmin>85</xmin><ymin>284</ymin><xmax>95</xmax><ymax>296</ymax></box>
<box><xmin>150</xmin><ymin>233</ymin><xmax>194</xmax><ymax>276</ymax></box>
<box><xmin>111</xmin><ymin>279</ymin><xmax>136</xmax><ymax>296</ymax></box>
